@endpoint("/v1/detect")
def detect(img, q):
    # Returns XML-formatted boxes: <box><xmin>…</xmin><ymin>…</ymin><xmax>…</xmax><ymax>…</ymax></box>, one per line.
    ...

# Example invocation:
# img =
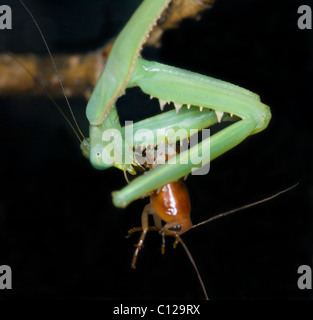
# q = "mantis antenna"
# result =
<box><xmin>19</xmin><ymin>0</ymin><xmax>86</xmax><ymax>142</ymax></box>
<box><xmin>5</xmin><ymin>52</ymin><xmax>84</xmax><ymax>145</ymax></box>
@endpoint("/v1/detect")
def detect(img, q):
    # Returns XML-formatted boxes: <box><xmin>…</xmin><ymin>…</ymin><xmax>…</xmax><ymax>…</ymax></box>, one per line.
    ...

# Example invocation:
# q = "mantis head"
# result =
<box><xmin>83</xmin><ymin>121</ymin><xmax>137</xmax><ymax>175</ymax></box>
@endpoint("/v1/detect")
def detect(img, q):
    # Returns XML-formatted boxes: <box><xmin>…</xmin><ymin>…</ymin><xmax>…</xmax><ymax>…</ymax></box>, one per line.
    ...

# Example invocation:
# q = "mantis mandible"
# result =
<box><xmin>82</xmin><ymin>0</ymin><xmax>271</xmax><ymax>209</ymax></box>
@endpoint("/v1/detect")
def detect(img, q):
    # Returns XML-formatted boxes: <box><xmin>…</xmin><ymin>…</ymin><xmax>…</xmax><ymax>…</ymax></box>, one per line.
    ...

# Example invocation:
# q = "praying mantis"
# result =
<box><xmin>3</xmin><ymin>0</ymin><xmax>306</xmax><ymax>300</ymax></box>
<box><xmin>21</xmin><ymin>0</ymin><xmax>272</xmax><ymax>298</ymax></box>
<box><xmin>78</xmin><ymin>0</ymin><xmax>271</xmax><ymax>298</ymax></box>
<box><xmin>83</xmin><ymin>0</ymin><xmax>271</xmax><ymax>210</ymax></box>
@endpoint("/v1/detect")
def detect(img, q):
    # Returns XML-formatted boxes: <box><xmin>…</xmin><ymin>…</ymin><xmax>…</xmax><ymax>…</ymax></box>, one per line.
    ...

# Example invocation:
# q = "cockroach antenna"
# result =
<box><xmin>190</xmin><ymin>183</ymin><xmax>299</xmax><ymax>231</ymax></box>
<box><xmin>182</xmin><ymin>183</ymin><xmax>299</xmax><ymax>300</ymax></box>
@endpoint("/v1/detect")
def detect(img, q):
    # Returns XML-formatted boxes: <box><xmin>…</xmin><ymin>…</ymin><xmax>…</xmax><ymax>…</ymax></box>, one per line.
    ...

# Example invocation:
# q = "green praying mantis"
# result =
<box><xmin>82</xmin><ymin>0</ymin><xmax>271</xmax><ymax>208</ymax></box>
<box><xmin>19</xmin><ymin>0</ymin><xmax>275</xmax><ymax>299</ymax></box>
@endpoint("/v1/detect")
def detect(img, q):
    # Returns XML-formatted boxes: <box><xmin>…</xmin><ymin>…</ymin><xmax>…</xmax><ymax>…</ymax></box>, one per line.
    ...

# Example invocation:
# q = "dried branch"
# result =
<box><xmin>0</xmin><ymin>0</ymin><xmax>215</xmax><ymax>99</ymax></box>
<box><xmin>0</xmin><ymin>46</ymin><xmax>110</xmax><ymax>99</ymax></box>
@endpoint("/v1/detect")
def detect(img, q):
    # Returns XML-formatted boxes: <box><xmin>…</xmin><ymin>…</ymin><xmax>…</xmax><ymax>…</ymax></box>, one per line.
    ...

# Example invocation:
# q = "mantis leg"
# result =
<box><xmin>112</xmin><ymin>58</ymin><xmax>271</xmax><ymax>208</ymax></box>
<box><xmin>113</xmin><ymin>119</ymin><xmax>256</xmax><ymax>208</ymax></box>
<box><xmin>82</xmin><ymin>0</ymin><xmax>271</xmax><ymax>209</ymax></box>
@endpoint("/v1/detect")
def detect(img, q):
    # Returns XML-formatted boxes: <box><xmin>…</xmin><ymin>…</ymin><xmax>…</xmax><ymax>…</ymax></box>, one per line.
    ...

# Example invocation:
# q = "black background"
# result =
<box><xmin>0</xmin><ymin>0</ymin><xmax>312</xmax><ymax>300</ymax></box>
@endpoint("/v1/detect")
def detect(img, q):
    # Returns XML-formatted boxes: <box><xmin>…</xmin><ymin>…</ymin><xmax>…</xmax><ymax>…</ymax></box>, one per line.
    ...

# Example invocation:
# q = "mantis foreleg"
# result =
<box><xmin>111</xmin><ymin>57</ymin><xmax>270</xmax><ymax>207</ymax></box>
<box><xmin>83</xmin><ymin>0</ymin><xmax>271</xmax><ymax>208</ymax></box>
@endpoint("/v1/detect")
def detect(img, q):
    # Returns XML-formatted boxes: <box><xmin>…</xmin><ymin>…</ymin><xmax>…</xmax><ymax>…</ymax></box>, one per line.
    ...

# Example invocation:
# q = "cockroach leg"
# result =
<box><xmin>128</xmin><ymin>204</ymin><xmax>159</xmax><ymax>269</ymax></box>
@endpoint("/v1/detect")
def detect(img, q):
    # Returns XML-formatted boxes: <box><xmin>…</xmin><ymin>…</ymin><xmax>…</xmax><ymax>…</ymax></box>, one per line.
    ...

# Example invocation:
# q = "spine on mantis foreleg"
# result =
<box><xmin>86</xmin><ymin>0</ymin><xmax>171</xmax><ymax>125</ymax></box>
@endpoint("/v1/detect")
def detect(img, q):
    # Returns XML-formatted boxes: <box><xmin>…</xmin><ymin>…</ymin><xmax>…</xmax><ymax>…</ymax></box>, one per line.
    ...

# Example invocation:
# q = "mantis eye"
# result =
<box><xmin>89</xmin><ymin>144</ymin><xmax>113</xmax><ymax>170</ymax></box>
